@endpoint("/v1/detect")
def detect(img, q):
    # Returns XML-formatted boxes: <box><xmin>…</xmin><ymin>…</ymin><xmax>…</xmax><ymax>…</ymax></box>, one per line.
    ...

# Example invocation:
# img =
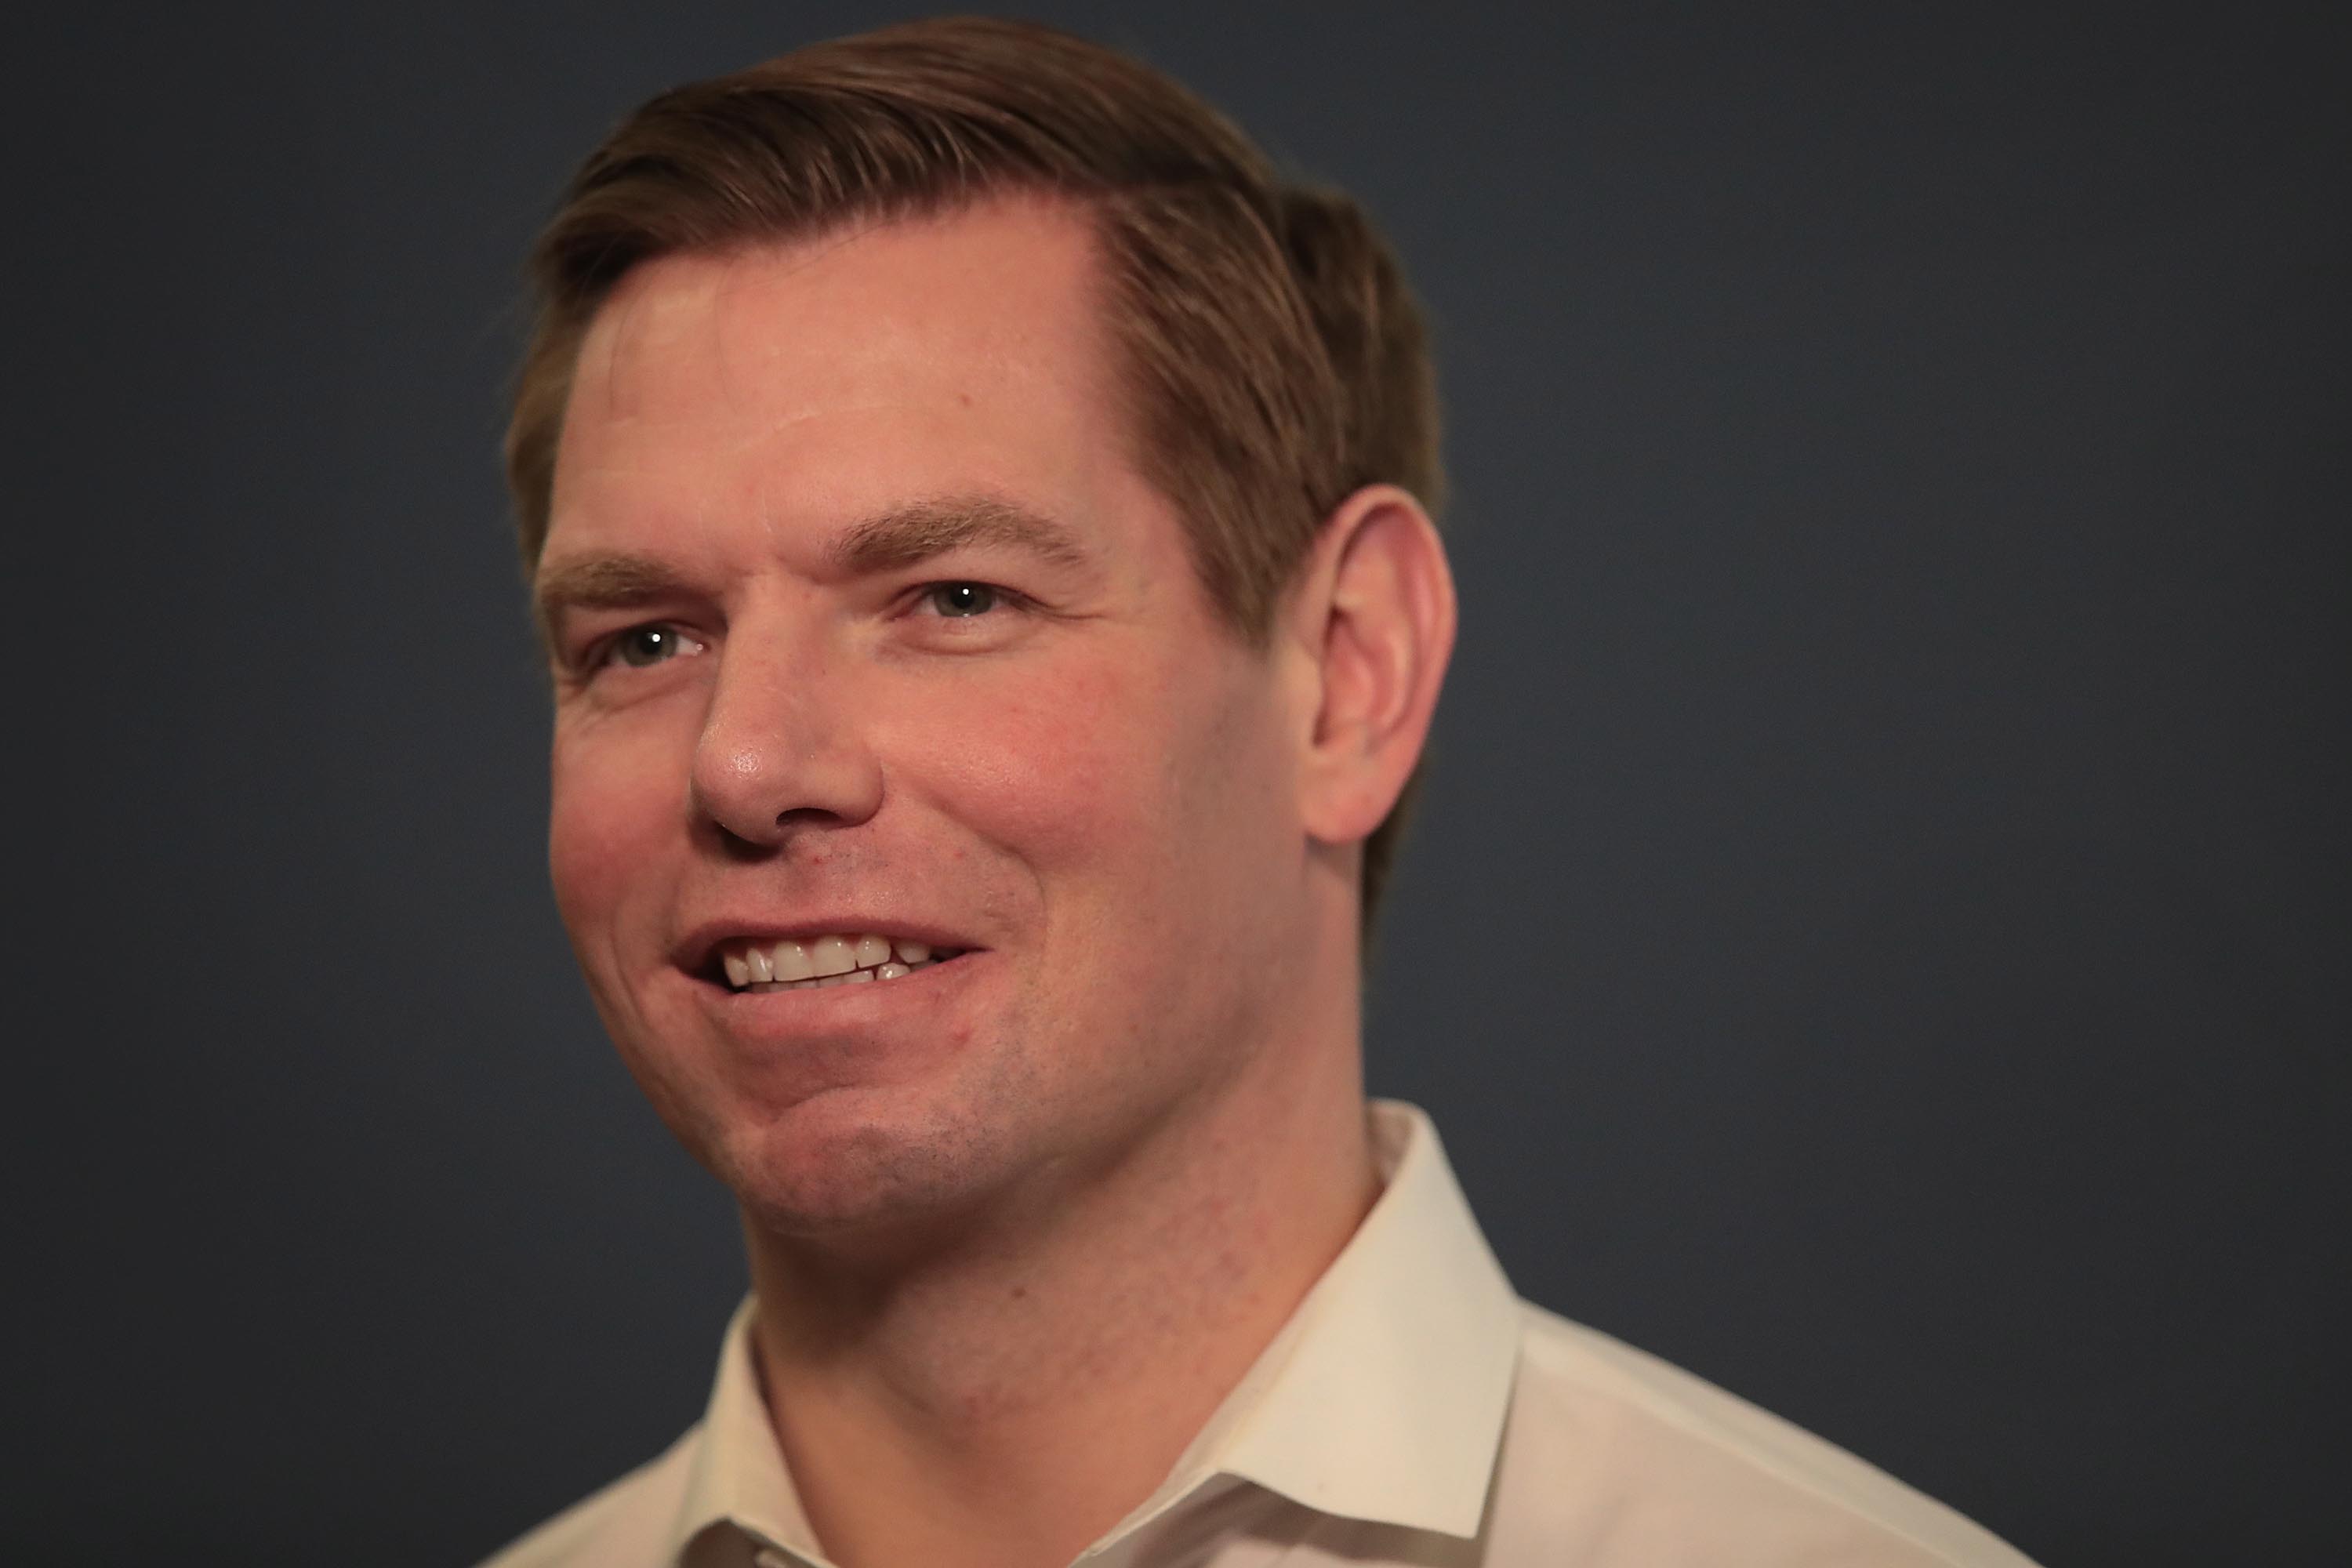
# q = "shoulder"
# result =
<box><xmin>1491</xmin><ymin>1303</ymin><xmax>2039</xmax><ymax>1567</ymax></box>
<box><xmin>472</xmin><ymin>1425</ymin><xmax>701</xmax><ymax>1568</ymax></box>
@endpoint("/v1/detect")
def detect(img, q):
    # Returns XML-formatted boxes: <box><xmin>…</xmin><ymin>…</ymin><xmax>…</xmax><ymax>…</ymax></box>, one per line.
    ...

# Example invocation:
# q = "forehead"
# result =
<box><xmin>550</xmin><ymin>198</ymin><xmax>1142</xmax><ymax>554</ymax></box>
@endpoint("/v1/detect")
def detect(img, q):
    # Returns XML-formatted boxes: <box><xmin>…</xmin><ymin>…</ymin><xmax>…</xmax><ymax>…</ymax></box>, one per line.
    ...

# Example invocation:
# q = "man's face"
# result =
<box><xmin>539</xmin><ymin>199</ymin><xmax>1320</xmax><ymax>1238</ymax></box>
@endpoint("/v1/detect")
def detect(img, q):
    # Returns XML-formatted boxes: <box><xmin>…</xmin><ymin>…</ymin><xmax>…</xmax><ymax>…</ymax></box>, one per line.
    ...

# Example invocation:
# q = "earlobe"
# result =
<box><xmin>1294</xmin><ymin>485</ymin><xmax>1457</xmax><ymax>847</ymax></box>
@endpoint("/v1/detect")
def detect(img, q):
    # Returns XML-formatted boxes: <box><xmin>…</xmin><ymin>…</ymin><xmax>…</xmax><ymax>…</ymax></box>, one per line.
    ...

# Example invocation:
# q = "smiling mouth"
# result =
<box><xmin>713</xmin><ymin>933</ymin><xmax>968</xmax><ymax>993</ymax></box>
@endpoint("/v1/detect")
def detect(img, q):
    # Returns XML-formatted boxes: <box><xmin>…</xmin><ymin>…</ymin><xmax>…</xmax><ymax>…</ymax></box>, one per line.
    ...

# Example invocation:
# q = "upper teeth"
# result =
<box><xmin>719</xmin><ymin>934</ymin><xmax>947</xmax><ymax>991</ymax></box>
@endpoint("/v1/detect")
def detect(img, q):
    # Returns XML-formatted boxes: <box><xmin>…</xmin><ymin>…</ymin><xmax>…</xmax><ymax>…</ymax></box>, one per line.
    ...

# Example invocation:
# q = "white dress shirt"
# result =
<box><xmin>481</xmin><ymin>1102</ymin><xmax>2038</xmax><ymax>1566</ymax></box>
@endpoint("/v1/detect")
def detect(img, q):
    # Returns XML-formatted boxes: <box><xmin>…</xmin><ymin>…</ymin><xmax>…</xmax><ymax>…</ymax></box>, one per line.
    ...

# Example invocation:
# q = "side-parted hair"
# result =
<box><xmin>507</xmin><ymin>16</ymin><xmax>1444</xmax><ymax>930</ymax></box>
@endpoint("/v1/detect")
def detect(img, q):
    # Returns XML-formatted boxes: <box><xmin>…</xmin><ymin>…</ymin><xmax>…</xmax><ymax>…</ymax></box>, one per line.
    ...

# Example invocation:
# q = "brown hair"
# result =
<box><xmin>507</xmin><ymin>16</ymin><xmax>1443</xmax><ymax>929</ymax></box>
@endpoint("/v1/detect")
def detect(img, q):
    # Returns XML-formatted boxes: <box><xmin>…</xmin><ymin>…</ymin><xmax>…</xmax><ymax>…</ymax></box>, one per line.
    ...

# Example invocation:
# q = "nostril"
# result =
<box><xmin>713</xmin><ymin>824</ymin><xmax>779</xmax><ymax>862</ymax></box>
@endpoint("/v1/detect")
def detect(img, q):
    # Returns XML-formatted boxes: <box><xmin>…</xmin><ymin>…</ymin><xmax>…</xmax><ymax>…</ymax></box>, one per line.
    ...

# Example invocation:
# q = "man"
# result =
<box><xmin>485</xmin><ymin>18</ymin><xmax>2035</xmax><ymax>1568</ymax></box>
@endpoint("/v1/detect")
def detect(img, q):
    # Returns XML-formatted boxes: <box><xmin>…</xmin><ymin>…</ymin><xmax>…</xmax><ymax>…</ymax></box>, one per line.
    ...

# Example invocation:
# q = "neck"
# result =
<box><xmin>740</xmin><ymin>1008</ymin><xmax>1377</xmax><ymax>1568</ymax></box>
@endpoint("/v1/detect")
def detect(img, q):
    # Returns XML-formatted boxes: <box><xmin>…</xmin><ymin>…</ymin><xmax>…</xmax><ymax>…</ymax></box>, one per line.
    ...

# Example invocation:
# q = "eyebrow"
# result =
<box><xmin>827</xmin><ymin>495</ymin><xmax>1094</xmax><ymax>575</ymax></box>
<box><xmin>532</xmin><ymin>553</ymin><xmax>690</xmax><ymax>651</ymax></box>
<box><xmin>532</xmin><ymin>495</ymin><xmax>1093</xmax><ymax>648</ymax></box>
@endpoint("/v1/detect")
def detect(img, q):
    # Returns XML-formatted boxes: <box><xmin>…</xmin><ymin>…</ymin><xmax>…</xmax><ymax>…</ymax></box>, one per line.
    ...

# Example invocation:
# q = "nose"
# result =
<box><xmin>688</xmin><ymin>620</ymin><xmax>883</xmax><ymax>849</ymax></box>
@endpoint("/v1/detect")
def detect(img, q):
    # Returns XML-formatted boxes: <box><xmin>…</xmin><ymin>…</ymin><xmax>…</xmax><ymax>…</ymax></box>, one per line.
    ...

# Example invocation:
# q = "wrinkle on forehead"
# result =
<box><xmin>564</xmin><ymin>271</ymin><xmax>893</xmax><ymax>496</ymax></box>
<box><xmin>554</xmin><ymin>198</ymin><xmax>1131</xmax><ymax>550</ymax></box>
<box><xmin>577</xmin><ymin>259</ymin><xmax>983</xmax><ymax>441</ymax></box>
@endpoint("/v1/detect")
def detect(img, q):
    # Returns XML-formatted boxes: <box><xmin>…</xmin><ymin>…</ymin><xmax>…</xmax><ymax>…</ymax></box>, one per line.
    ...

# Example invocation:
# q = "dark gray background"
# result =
<box><xmin>15</xmin><ymin>4</ymin><xmax>2347</xmax><ymax>1565</ymax></box>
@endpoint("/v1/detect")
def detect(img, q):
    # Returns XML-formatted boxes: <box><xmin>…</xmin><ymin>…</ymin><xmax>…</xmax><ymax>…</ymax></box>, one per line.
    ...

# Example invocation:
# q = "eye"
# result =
<box><xmin>921</xmin><ymin>582</ymin><xmax>1000</xmax><ymax>618</ymax></box>
<box><xmin>601</xmin><ymin>623</ymin><xmax>703</xmax><ymax>669</ymax></box>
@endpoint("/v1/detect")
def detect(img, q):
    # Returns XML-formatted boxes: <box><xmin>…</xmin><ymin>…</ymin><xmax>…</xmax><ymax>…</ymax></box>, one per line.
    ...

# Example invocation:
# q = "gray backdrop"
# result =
<box><xmin>15</xmin><ymin>4</ymin><xmax>2347</xmax><ymax>1565</ymax></box>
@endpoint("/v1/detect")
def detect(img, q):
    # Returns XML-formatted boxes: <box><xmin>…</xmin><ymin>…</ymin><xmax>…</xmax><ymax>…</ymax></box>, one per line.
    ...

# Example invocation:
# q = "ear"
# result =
<box><xmin>1284</xmin><ymin>484</ymin><xmax>1457</xmax><ymax>848</ymax></box>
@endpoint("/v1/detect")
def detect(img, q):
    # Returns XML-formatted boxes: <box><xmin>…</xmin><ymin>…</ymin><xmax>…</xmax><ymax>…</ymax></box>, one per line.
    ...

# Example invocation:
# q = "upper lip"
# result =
<box><xmin>673</xmin><ymin>916</ymin><xmax>982</xmax><ymax>976</ymax></box>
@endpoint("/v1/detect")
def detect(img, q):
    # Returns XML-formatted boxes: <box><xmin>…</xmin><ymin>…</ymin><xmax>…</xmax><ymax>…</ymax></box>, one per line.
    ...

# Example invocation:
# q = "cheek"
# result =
<box><xmin>901</xmin><ymin>662</ymin><xmax>1128</xmax><ymax>866</ymax></box>
<box><xmin>892</xmin><ymin>642</ymin><xmax>1294</xmax><ymax>943</ymax></box>
<box><xmin>547</xmin><ymin>716</ymin><xmax>686</xmax><ymax>940</ymax></box>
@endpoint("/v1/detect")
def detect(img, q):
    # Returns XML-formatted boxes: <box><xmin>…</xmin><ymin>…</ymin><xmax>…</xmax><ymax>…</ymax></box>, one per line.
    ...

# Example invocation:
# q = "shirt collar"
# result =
<box><xmin>661</xmin><ymin>1099</ymin><xmax>1520</xmax><ymax>1561</ymax></box>
<box><xmin>667</xmin><ymin>1294</ymin><xmax>823</xmax><ymax>1563</ymax></box>
<box><xmin>1189</xmin><ymin>1099</ymin><xmax>1520</xmax><ymax>1538</ymax></box>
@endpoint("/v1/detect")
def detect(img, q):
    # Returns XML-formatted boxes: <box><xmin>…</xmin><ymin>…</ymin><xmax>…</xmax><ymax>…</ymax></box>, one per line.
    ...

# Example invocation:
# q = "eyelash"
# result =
<box><xmin>578</xmin><ymin>580</ymin><xmax>1029</xmax><ymax>674</ymax></box>
<box><xmin>911</xmin><ymin>580</ymin><xmax>1025</xmax><ymax>619</ymax></box>
<box><xmin>587</xmin><ymin>623</ymin><xmax>705</xmax><ymax>673</ymax></box>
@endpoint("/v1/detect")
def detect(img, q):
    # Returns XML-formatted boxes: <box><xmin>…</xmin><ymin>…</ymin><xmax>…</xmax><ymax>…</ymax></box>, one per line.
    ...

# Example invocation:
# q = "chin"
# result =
<box><xmin>704</xmin><ymin>1076</ymin><xmax>1030</xmax><ymax>1243</ymax></box>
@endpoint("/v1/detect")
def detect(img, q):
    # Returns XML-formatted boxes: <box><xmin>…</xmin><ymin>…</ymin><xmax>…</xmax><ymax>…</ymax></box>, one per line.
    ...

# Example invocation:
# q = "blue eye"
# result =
<box><xmin>608</xmin><ymin>625</ymin><xmax>690</xmax><ymax>667</ymax></box>
<box><xmin>925</xmin><ymin>583</ymin><xmax>999</xmax><ymax>617</ymax></box>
